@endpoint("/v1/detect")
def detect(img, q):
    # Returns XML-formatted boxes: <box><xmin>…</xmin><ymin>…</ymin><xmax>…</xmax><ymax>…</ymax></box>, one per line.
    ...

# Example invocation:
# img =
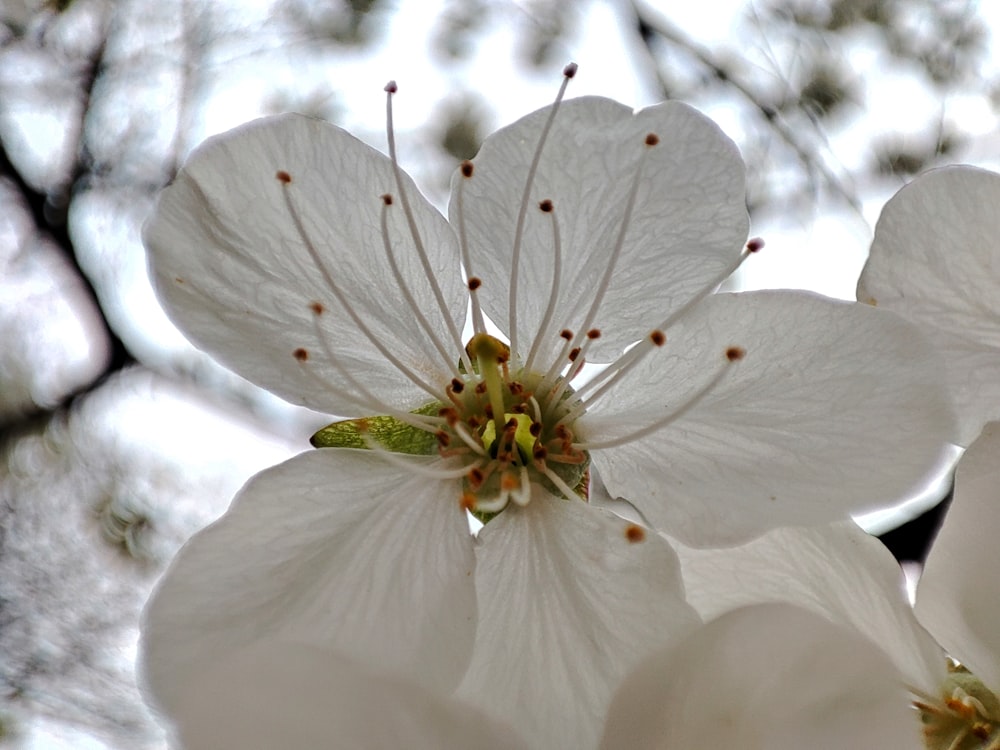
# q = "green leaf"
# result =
<box><xmin>309</xmin><ymin>402</ymin><xmax>442</xmax><ymax>455</ymax></box>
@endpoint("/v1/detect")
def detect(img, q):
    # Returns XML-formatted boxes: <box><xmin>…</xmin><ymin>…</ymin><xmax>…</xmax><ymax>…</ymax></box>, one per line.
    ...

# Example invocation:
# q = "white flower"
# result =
<box><xmin>646</xmin><ymin>421</ymin><xmax>1000</xmax><ymax>749</ymax></box>
<box><xmin>858</xmin><ymin>165</ymin><xmax>1000</xmax><ymax>445</ymax></box>
<box><xmin>169</xmin><ymin>640</ymin><xmax>529</xmax><ymax>750</ymax></box>
<box><xmin>601</xmin><ymin>603</ymin><xmax>920</xmax><ymax>749</ymax></box>
<box><xmin>141</xmin><ymin>68</ymin><xmax>953</xmax><ymax>747</ymax></box>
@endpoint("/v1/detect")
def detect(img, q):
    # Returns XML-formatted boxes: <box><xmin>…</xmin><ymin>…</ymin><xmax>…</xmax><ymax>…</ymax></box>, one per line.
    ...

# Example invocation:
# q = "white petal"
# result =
<box><xmin>600</xmin><ymin>604</ymin><xmax>921</xmax><ymax>750</ymax></box>
<box><xmin>173</xmin><ymin>640</ymin><xmax>529</xmax><ymax>750</ymax></box>
<box><xmin>141</xmin><ymin>449</ymin><xmax>477</xmax><ymax>717</ymax></box>
<box><xmin>673</xmin><ymin>522</ymin><xmax>946</xmax><ymax>693</ymax></box>
<box><xmin>455</xmin><ymin>494</ymin><xmax>700</xmax><ymax>750</ymax></box>
<box><xmin>453</xmin><ymin>96</ymin><xmax>748</xmax><ymax>364</ymax></box>
<box><xmin>916</xmin><ymin>421</ymin><xmax>1000</xmax><ymax>691</ymax></box>
<box><xmin>146</xmin><ymin>114</ymin><xmax>466</xmax><ymax>415</ymax></box>
<box><xmin>858</xmin><ymin>166</ymin><xmax>1000</xmax><ymax>445</ymax></box>
<box><xmin>586</xmin><ymin>290</ymin><xmax>957</xmax><ymax>545</ymax></box>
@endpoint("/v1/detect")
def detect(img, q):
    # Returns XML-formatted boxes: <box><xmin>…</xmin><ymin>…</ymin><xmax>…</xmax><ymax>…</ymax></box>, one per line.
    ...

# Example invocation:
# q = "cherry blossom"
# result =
<box><xmin>140</xmin><ymin>67</ymin><xmax>954</xmax><ymax>747</ymax></box>
<box><xmin>858</xmin><ymin>166</ymin><xmax>1000</xmax><ymax>445</ymax></box>
<box><xmin>642</xmin><ymin>422</ymin><xmax>1000</xmax><ymax>749</ymax></box>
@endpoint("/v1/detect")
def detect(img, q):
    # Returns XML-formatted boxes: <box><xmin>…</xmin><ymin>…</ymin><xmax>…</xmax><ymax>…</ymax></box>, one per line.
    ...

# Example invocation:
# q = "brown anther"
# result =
<box><xmin>468</xmin><ymin>277</ymin><xmax>482</xmax><ymax>291</ymax></box>
<box><xmin>309</xmin><ymin>301</ymin><xmax>325</xmax><ymax>315</ymax></box>
<box><xmin>555</xmin><ymin>424</ymin><xmax>570</xmax><ymax>440</ymax></box>
<box><xmin>973</xmin><ymin>723</ymin><xmax>992</xmax><ymax>740</ymax></box>
<box><xmin>625</xmin><ymin>524</ymin><xmax>646</xmax><ymax>543</ymax></box>
<box><xmin>563</xmin><ymin>62</ymin><xmax>578</xmax><ymax>78</ymax></box>
<box><xmin>450</xmin><ymin>378</ymin><xmax>465</xmax><ymax>393</ymax></box>
<box><xmin>650</xmin><ymin>330</ymin><xmax>666</xmax><ymax>346</ymax></box>
<box><xmin>276</xmin><ymin>170</ymin><xmax>292</xmax><ymax>183</ymax></box>
<box><xmin>484</xmin><ymin>404</ymin><xmax>494</xmax><ymax>419</ymax></box>
<box><xmin>381</xmin><ymin>193</ymin><xmax>393</xmax><ymax>206</ymax></box>
<box><xmin>746</xmin><ymin>236</ymin><xmax>765</xmax><ymax>252</ymax></box>
<box><xmin>293</xmin><ymin>347</ymin><xmax>308</xmax><ymax>362</ymax></box>
<box><xmin>475</xmin><ymin>382</ymin><xmax>488</xmax><ymax>395</ymax></box>
<box><xmin>512</xmin><ymin>403</ymin><xmax>526</xmax><ymax>414</ymax></box>
<box><xmin>384</xmin><ymin>80</ymin><xmax>398</xmax><ymax>93</ymax></box>
<box><xmin>560</xmin><ymin>329</ymin><xmax>573</xmax><ymax>340</ymax></box>
<box><xmin>438</xmin><ymin>407</ymin><xmax>460</xmax><ymax>425</ymax></box>
<box><xmin>586</xmin><ymin>328</ymin><xmax>601</xmax><ymax>339</ymax></box>
<box><xmin>644</xmin><ymin>133</ymin><xmax>659</xmax><ymax>146</ymax></box>
<box><xmin>725</xmin><ymin>346</ymin><xmax>745</xmax><ymax>362</ymax></box>
<box><xmin>568</xmin><ymin>347</ymin><xmax>581</xmax><ymax>362</ymax></box>
<box><xmin>467</xmin><ymin>415</ymin><xmax>483</xmax><ymax>429</ymax></box>
<box><xmin>468</xmin><ymin>467</ymin><xmax>485</xmax><ymax>488</ymax></box>
<box><xmin>505</xmin><ymin>417</ymin><xmax>518</xmax><ymax>430</ymax></box>
<box><xmin>460</xmin><ymin>493</ymin><xmax>476</xmax><ymax>512</ymax></box>
<box><xmin>497</xmin><ymin>349</ymin><xmax>510</xmax><ymax>364</ymax></box>
<box><xmin>435</xmin><ymin>430</ymin><xmax>451</xmax><ymax>447</ymax></box>
<box><xmin>539</xmin><ymin>199</ymin><xmax>554</xmax><ymax>213</ymax></box>
<box><xmin>529</xmin><ymin>422</ymin><xmax>542</xmax><ymax>437</ymax></box>
<box><xmin>509</xmin><ymin>382</ymin><xmax>524</xmax><ymax>396</ymax></box>
<box><xmin>533</xmin><ymin>445</ymin><xmax>548</xmax><ymax>461</ymax></box>
<box><xmin>460</xmin><ymin>161</ymin><xmax>474</xmax><ymax>178</ymax></box>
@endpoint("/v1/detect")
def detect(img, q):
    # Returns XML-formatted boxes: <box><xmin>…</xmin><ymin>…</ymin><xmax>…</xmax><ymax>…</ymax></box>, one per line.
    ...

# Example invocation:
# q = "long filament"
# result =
<box><xmin>384</xmin><ymin>82</ymin><xmax>473</xmax><ymax>374</ymax></box>
<box><xmin>507</xmin><ymin>63</ymin><xmax>577</xmax><ymax>357</ymax></box>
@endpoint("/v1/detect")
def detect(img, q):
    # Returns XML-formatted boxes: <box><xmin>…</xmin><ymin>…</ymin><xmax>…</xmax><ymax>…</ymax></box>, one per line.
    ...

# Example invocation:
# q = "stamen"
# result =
<box><xmin>567</xmin><ymin>245</ymin><xmax>755</xmax><ymax>409</ymax></box>
<box><xmin>302</xmin><ymin>310</ymin><xmax>444</xmax><ymax>434</ymax></box>
<box><xmin>523</xmin><ymin>198</ymin><xmax>563</xmax><ymax>373</ymax></box>
<box><xmin>455</xmin><ymin>164</ymin><xmax>488</xmax><ymax>336</ymax></box>
<box><xmin>380</xmin><ymin>195</ymin><xmax>463</xmax><ymax>379</ymax></box>
<box><xmin>277</xmin><ymin>179</ymin><xmax>448</xmax><ymax>403</ymax></box>
<box><xmin>560</xmin><ymin>132</ymin><xmax>654</xmax><ymax>362</ymax></box>
<box><xmin>537</xmin><ymin>328</ymin><xmax>576</xmax><ymax>392</ymax></box>
<box><xmin>540</xmin><ymin>463</ymin><xmax>582</xmax><ymax>502</ymax></box>
<box><xmin>508</xmin><ymin>63</ymin><xmax>577</xmax><ymax>358</ymax></box>
<box><xmin>385</xmin><ymin>82</ymin><xmax>473</xmax><ymax>374</ymax></box>
<box><xmin>572</xmin><ymin>347</ymin><xmax>743</xmax><ymax>450</ymax></box>
<box><xmin>548</xmin><ymin>328</ymin><xmax>601</xmax><ymax>406</ymax></box>
<box><xmin>452</xmin><ymin>420</ymin><xmax>488</xmax><ymax>456</ymax></box>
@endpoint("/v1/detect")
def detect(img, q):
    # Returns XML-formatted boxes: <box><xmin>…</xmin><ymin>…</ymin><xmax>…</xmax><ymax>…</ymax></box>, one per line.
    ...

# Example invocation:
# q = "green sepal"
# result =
<box><xmin>310</xmin><ymin>401</ymin><xmax>443</xmax><ymax>455</ymax></box>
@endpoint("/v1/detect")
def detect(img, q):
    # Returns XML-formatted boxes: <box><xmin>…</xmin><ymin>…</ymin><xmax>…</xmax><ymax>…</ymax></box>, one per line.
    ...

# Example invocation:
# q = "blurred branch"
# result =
<box><xmin>627</xmin><ymin>0</ymin><xmax>861</xmax><ymax>213</ymax></box>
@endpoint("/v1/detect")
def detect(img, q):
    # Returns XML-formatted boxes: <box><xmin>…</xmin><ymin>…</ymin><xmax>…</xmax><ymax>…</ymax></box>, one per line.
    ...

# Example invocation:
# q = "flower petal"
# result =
<box><xmin>916</xmin><ymin>421</ymin><xmax>1000</xmax><ymax>691</ymax></box>
<box><xmin>145</xmin><ymin>113</ymin><xmax>466</xmax><ymax>415</ymax></box>
<box><xmin>453</xmin><ymin>96</ymin><xmax>748</xmax><ymax>364</ymax></box>
<box><xmin>455</xmin><ymin>494</ymin><xmax>700</xmax><ymax>750</ymax></box>
<box><xmin>858</xmin><ymin>166</ymin><xmax>1000</xmax><ymax>445</ymax></box>
<box><xmin>586</xmin><ymin>290</ymin><xmax>956</xmax><ymax>545</ymax></box>
<box><xmin>673</xmin><ymin>522</ymin><xmax>946</xmax><ymax>693</ymax></box>
<box><xmin>173</xmin><ymin>640</ymin><xmax>528</xmax><ymax>750</ymax></box>
<box><xmin>140</xmin><ymin>449</ymin><xmax>477</xmax><ymax>717</ymax></box>
<box><xmin>600</xmin><ymin>604</ymin><xmax>921</xmax><ymax>750</ymax></box>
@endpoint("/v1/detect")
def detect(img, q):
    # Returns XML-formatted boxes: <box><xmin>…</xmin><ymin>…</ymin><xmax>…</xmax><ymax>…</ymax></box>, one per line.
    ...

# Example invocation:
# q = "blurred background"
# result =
<box><xmin>0</xmin><ymin>0</ymin><xmax>996</xmax><ymax>746</ymax></box>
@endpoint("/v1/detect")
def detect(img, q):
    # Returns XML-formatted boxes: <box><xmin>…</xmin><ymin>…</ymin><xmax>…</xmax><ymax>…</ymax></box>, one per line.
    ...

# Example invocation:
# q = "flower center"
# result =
<box><xmin>914</xmin><ymin>666</ymin><xmax>1000</xmax><ymax>750</ymax></box>
<box><xmin>439</xmin><ymin>332</ymin><xmax>589</xmax><ymax>518</ymax></box>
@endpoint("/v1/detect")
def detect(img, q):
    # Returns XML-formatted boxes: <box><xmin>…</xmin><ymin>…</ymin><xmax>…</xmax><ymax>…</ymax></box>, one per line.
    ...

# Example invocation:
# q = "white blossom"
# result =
<box><xmin>140</xmin><ymin>68</ymin><xmax>954</xmax><ymax>747</ymax></box>
<box><xmin>643</xmin><ymin>422</ymin><xmax>1000</xmax><ymax>749</ymax></box>
<box><xmin>858</xmin><ymin>165</ymin><xmax>1000</xmax><ymax>445</ymax></box>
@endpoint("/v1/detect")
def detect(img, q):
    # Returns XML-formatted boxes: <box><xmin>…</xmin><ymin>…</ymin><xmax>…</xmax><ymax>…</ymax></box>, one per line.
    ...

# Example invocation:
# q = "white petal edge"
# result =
<box><xmin>586</xmin><ymin>290</ymin><xmax>957</xmax><ymax>546</ymax></box>
<box><xmin>672</xmin><ymin>521</ymin><xmax>946</xmax><ymax>694</ymax></box>
<box><xmin>146</xmin><ymin>113</ymin><xmax>466</xmax><ymax>415</ymax></box>
<box><xmin>452</xmin><ymin>96</ymin><xmax>748</xmax><ymax>365</ymax></box>
<box><xmin>858</xmin><ymin>166</ymin><xmax>1000</xmax><ymax>445</ymax></box>
<box><xmin>172</xmin><ymin>639</ymin><xmax>529</xmax><ymax>750</ymax></box>
<box><xmin>140</xmin><ymin>449</ymin><xmax>477</xmax><ymax>717</ymax></box>
<box><xmin>600</xmin><ymin>603</ymin><xmax>922</xmax><ymax>750</ymax></box>
<box><xmin>455</xmin><ymin>493</ymin><xmax>700</xmax><ymax>750</ymax></box>
<box><xmin>916</xmin><ymin>421</ymin><xmax>1000</xmax><ymax>692</ymax></box>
